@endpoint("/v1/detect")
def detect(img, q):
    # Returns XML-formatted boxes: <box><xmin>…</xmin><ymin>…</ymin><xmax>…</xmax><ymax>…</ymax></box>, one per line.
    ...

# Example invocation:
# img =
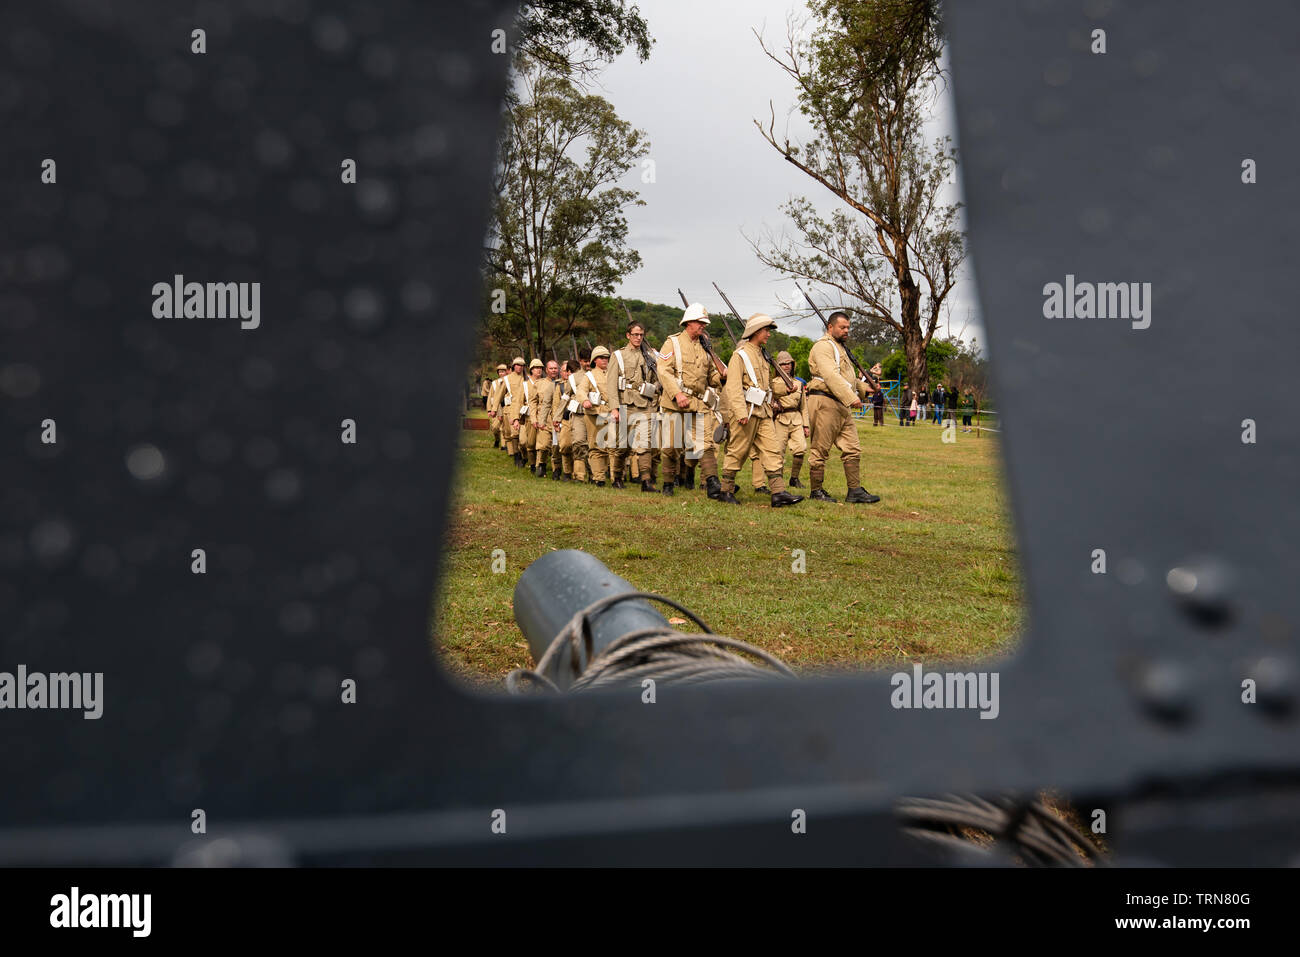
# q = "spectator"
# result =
<box><xmin>898</xmin><ymin>384</ymin><xmax>909</xmax><ymax>426</ymax></box>
<box><xmin>931</xmin><ymin>384</ymin><xmax>945</xmax><ymax>424</ymax></box>
<box><xmin>908</xmin><ymin>390</ymin><xmax>919</xmax><ymax>425</ymax></box>
<box><xmin>918</xmin><ymin>387</ymin><xmax>928</xmax><ymax>425</ymax></box>
<box><xmin>960</xmin><ymin>390</ymin><xmax>975</xmax><ymax>432</ymax></box>
<box><xmin>871</xmin><ymin>387</ymin><xmax>885</xmax><ymax>426</ymax></box>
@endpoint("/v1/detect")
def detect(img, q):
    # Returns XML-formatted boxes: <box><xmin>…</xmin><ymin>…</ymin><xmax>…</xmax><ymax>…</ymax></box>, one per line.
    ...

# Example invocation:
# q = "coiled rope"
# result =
<box><xmin>505</xmin><ymin>590</ymin><xmax>1103</xmax><ymax>866</ymax></box>
<box><xmin>505</xmin><ymin>591</ymin><xmax>795</xmax><ymax>695</ymax></box>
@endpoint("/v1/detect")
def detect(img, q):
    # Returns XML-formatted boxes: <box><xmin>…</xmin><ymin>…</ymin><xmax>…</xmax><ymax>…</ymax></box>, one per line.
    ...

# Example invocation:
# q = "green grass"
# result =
<box><xmin>433</xmin><ymin>413</ymin><xmax>1023</xmax><ymax>688</ymax></box>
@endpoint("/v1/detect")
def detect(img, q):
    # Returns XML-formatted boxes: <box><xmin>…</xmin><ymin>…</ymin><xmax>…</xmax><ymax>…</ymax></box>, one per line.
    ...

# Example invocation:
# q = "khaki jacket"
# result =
<box><xmin>772</xmin><ymin>373</ymin><xmax>808</xmax><ymax>429</ymax></box>
<box><xmin>606</xmin><ymin>344</ymin><xmax>655</xmax><ymax>410</ymax></box>
<box><xmin>579</xmin><ymin>365</ymin><xmax>612</xmax><ymax>415</ymax></box>
<box><xmin>502</xmin><ymin>371</ymin><xmax>526</xmax><ymax>421</ymax></box>
<box><xmin>548</xmin><ymin>375</ymin><xmax>566</xmax><ymax>426</ymax></box>
<box><xmin>487</xmin><ymin>376</ymin><xmax>507</xmax><ymax>415</ymax></box>
<box><xmin>723</xmin><ymin>340</ymin><xmax>774</xmax><ymax>422</ymax></box>
<box><xmin>528</xmin><ymin>375</ymin><xmax>555</xmax><ymax>428</ymax></box>
<box><xmin>807</xmin><ymin>334</ymin><xmax>869</xmax><ymax>407</ymax></box>
<box><xmin>656</xmin><ymin>332</ymin><xmax>722</xmax><ymax>413</ymax></box>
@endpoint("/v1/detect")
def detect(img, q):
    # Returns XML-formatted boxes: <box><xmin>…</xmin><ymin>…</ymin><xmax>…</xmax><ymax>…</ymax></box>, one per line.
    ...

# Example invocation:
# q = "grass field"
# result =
<box><xmin>432</xmin><ymin>411</ymin><xmax>1023</xmax><ymax>688</ymax></box>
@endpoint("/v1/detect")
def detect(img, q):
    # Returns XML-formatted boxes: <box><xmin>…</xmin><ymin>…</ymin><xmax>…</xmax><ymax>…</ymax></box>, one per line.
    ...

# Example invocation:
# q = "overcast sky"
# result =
<box><xmin>584</xmin><ymin>0</ymin><xmax>985</xmax><ymax>350</ymax></box>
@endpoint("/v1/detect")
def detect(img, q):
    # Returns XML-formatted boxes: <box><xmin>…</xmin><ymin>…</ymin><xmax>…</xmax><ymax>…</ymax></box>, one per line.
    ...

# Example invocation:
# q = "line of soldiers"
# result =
<box><xmin>485</xmin><ymin>303</ymin><xmax>883</xmax><ymax>506</ymax></box>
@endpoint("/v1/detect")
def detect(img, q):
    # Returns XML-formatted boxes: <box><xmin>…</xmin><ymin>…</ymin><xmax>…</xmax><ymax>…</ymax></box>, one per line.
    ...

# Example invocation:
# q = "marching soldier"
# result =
<box><xmin>526</xmin><ymin>358</ymin><xmax>555</xmax><ymax>477</ymax></box>
<box><xmin>805</xmin><ymin>311</ymin><xmax>882</xmax><ymax>504</ymax></box>
<box><xmin>749</xmin><ymin>349</ymin><xmax>808</xmax><ymax>492</ymax></box>
<box><xmin>656</xmin><ymin>303</ymin><xmax>725</xmax><ymax>498</ymax></box>
<box><xmin>503</xmin><ymin>356</ymin><xmax>528</xmax><ymax>467</ymax></box>
<box><xmin>718</xmin><ymin>315</ymin><xmax>803</xmax><ymax>507</ymax></box>
<box><xmin>517</xmin><ymin>359</ymin><xmax>542</xmax><ymax>469</ymax></box>
<box><xmin>604</xmin><ymin>320</ymin><xmax>659</xmax><ymax>492</ymax></box>
<box><xmin>486</xmin><ymin>362</ymin><xmax>508</xmax><ymax>448</ymax></box>
<box><xmin>545</xmin><ymin>359</ymin><xmax>565</xmax><ymax>479</ymax></box>
<box><xmin>557</xmin><ymin>358</ymin><xmax>585</xmax><ymax>481</ymax></box>
<box><xmin>580</xmin><ymin>346</ymin><xmax>614</xmax><ymax>486</ymax></box>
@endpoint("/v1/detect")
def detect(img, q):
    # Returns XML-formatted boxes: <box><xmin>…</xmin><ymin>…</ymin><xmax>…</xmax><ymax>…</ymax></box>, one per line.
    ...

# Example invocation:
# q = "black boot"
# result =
<box><xmin>788</xmin><ymin>476</ymin><xmax>802</xmax><ymax>488</ymax></box>
<box><xmin>551</xmin><ymin>467</ymin><xmax>562</xmax><ymax>480</ymax></box>
<box><xmin>754</xmin><ymin>486</ymin><xmax>769</xmax><ymax>496</ymax></box>
<box><xmin>718</xmin><ymin>490</ymin><xmax>741</xmax><ymax>505</ymax></box>
<box><xmin>492</xmin><ymin>434</ymin><xmax>500</xmax><ymax>448</ymax></box>
<box><xmin>595</xmin><ymin>480</ymin><xmax>606</xmax><ymax>487</ymax></box>
<box><xmin>684</xmin><ymin>468</ymin><xmax>696</xmax><ymax>490</ymax></box>
<box><xmin>641</xmin><ymin>479</ymin><xmax>659</xmax><ymax>493</ymax></box>
<box><xmin>810</xmin><ymin>488</ymin><xmax>836</xmax><ymax>502</ymax></box>
<box><xmin>771</xmin><ymin>490</ymin><xmax>804</xmax><ymax>507</ymax></box>
<box><xmin>535</xmin><ymin>464</ymin><xmax>546</xmax><ymax>477</ymax></box>
<box><xmin>662</xmin><ymin>482</ymin><xmax>674</xmax><ymax>497</ymax></box>
<box><xmin>513</xmin><ymin>452</ymin><xmax>523</xmax><ymax>467</ymax></box>
<box><xmin>705</xmin><ymin>475</ymin><xmax>723</xmax><ymax>500</ymax></box>
<box><xmin>845</xmin><ymin>486</ymin><xmax>881</xmax><ymax>504</ymax></box>
<box><xmin>612</xmin><ymin>478</ymin><xmax>625</xmax><ymax>489</ymax></box>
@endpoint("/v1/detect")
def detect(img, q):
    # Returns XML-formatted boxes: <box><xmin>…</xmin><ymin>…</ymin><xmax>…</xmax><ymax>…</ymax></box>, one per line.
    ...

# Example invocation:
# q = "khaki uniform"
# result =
<box><xmin>500</xmin><ymin>371</ymin><xmax>526</xmax><ymax>455</ymax></box>
<box><xmin>486</xmin><ymin>375</ymin><xmax>506</xmax><ymax>444</ymax></box>
<box><xmin>559</xmin><ymin>370</ymin><xmax>589</xmax><ymax>480</ymax></box>
<box><xmin>528</xmin><ymin>375</ymin><xmax>556</xmax><ymax>468</ymax></box>
<box><xmin>720</xmin><ymin>340</ymin><xmax>787</xmax><ymax>495</ymax></box>
<box><xmin>579</xmin><ymin>365</ymin><xmax>614</xmax><ymax>482</ymax></box>
<box><xmin>750</xmin><ymin>373</ymin><xmax>808</xmax><ymax>488</ymax></box>
<box><xmin>805</xmin><ymin>334</ymin><xmax>871</xmax><ymax>491</ymax></box>
<box><xmin>656</xmin><ymin>331</ymin><xmax>722</xmax><ymax>485</ymax></box>
<box><xmin>546</xmin><ymin>375</ymin><xmax>565</xmax><ymax>474</ymax></box>
<box><xmin>604</xmin><ymin>344</ymin><xmax>658</xmax><ymax>482</ymax></box>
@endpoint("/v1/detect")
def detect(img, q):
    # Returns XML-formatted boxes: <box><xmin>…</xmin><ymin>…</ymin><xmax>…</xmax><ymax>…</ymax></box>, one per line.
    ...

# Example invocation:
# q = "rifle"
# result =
<box><xmin>711</xmin><ymin>283</ymin><xmax>796</xmax><ymax>391</ymax></box>
<box><xmin>795</xmin><ymin>280</ymin><xmax>882</xmax><ymax>391</ymax></box>
<box><xmin>569</xmin><ymin>333</ymin><xmax>578</xmax><ymax>362</ymax></box>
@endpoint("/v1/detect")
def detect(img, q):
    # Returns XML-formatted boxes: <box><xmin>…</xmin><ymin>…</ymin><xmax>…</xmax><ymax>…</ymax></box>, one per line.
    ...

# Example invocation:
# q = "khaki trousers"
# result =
<box><xmin>659</xmin><ymin>408</ymin><xmax>719</xmax><ymax>483</ymax></box>
<box><xmin>723</xmin><ymin>415</ymin><xmax>786</xmax><ymax>494</ymax></box>
<box><xmin>806</xmin><ymin>394</ymin><xmax>861</xmax><ymax>489</ymax></box>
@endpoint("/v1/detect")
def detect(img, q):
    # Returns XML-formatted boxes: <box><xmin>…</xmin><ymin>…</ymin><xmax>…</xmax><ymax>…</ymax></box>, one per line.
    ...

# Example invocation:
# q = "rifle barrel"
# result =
<box><xmin>712</xmin><ymin>283</ymin><xmax>795</xmax><ymax>390</ymax></box>
<box><xmin>795</xmin><ymin>280</ymin><xmax>880</xmax><ymax>390</ymax></box>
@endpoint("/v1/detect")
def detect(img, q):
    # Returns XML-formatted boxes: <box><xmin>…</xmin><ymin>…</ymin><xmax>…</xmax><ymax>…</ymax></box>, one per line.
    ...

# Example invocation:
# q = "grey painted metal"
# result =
<box><xmin>512</xmin><ymin>550</ymin><xmax>672</xmax><ymax>688</ymax></box>
<box><xmin>0</xmin><ymin>0</ymin><xmax>1296</xmax><ymax>866</ymax></box>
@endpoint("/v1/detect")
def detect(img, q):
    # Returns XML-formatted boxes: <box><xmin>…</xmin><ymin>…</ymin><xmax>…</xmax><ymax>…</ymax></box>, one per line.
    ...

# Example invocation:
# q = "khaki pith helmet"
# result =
<box><xmin>680</xmin><ymin>302</ymin><xmax>709</xmax><ymax>326</ymax></box>
<box><xmin>741</xmin><ymin>313</ymin><xmax>776</xmax><ymax>339</ymax></box>
<box><xmin>776</xmin><ymin>350</ymin><xmax>794</xmax><ymax>366</ymax></box>
<box><xmin>511</xmin><ymin>356</ymin><xmax>526</xmax><ymax>368</ymax></box>
<box><xmin>590</xmin><ymin>345</ymin><xmax>611</xmax><ymax>361</ymax></box>
<box><xmin>528</xmin><ymin>358</ymin><xmax>543</xmax><ymax>371</ymax></box>
<box><xmin>496</xmin><ymin>364</ymin><xmax>508</xmax><ymax>373</ymax></box>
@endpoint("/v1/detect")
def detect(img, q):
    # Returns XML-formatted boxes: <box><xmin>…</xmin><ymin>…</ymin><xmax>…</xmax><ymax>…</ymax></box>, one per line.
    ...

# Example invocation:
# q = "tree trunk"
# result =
<box><xmin>898</xmin><ymin>272</ymin><xmax>927</xmax><ymax>393</ymax></box>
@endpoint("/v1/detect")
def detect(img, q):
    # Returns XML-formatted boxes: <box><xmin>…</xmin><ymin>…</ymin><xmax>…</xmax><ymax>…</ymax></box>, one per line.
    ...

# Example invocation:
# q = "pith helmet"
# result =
<box><xmin>776</xmin><ymin>350</ymin><xmax>794</xmax><ymax>366</ymax></box>
<box><xmin>511</xmin><ymin>356</ymin><xmax>526</xmax><ymax>368</ymax></box>
<box><xmin>741</xmin><ymin>313</ymin><xmax>777</xmax><ymax>339</ymax></box>
<box><xmin>590</xmin><ymin>345</ymin><xmax>611</xmax><ymax>361</ymax></box>
<box><xmin>528</xmin><ymin>358</ymin><xmax>543</xmax><ymax>371</ymax></box>
<box><xmin>496</xmin><ymin>363</ymin><xmax>507</xmax><ymax>372</ymax></box>
<box><xmin>680</xmin><ymin>302</ymin><xmax>709</xmax><ymax>326</ymax></box>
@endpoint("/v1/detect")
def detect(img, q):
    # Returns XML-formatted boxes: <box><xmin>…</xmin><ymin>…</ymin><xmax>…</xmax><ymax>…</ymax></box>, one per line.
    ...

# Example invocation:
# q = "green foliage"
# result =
<box><xmin>881</xmin><ymin>337</ymin><xmax>961</xmax><ymax>386</ymax></box>
<box><xmin>516</xmin><ymin>0</ymin><xmax>654</xmax><ymax>78</ymax></box>
<box><xmin>485</xmin><ymin>65</ymin><xmax>649</xmax><ymax>358</ymax></box>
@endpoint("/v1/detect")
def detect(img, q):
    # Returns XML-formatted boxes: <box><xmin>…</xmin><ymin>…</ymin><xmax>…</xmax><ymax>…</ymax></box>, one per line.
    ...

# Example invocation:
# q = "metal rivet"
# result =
<box><xmin>1166</xmin><ymin>557</ymin><xmax>1233</xmax><ymax>627</ymax></box>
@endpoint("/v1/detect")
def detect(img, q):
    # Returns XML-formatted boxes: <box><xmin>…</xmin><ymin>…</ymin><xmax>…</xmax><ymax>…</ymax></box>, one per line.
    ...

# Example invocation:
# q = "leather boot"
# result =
<box><xmin>845</xmin><ymin>486</ymin><xmax>881</xmax><ymax>504</ymax></box>
<box><xmin>718</xmin><ymin>490</ymin><xmax>741</xmax><ymax>505</ymax></box>
<box><xmin>641</xmin><ymin>479</ymin><xmax>659</xmax><ymax>493</ymax></box>
<box><xmin>705</xmin><ymin>475</ymin><xmax>723</xmax><ymax>500</ymax></box>
<box><xmin>753</xmin><ymin>485</ymin><xmax>769</xmax><ymax>496</ymax></box>
<box><xmin>771</xmin><ymin>490</ymin><xmax>803</xmax><ymax>507</ymax></box>
<box><xmin>788</xmin><ymin>476</ymin><xmax>802</xmax><ymax>488</ymax></box>
<box><xmin>551</xmin><ymin>467</ymin><xmax>562</xmax><ymax>480</ymax></box>
<box><xmin>612</xmin><ymin>478</ymin><xmax>625</xmax><ymax>489</ymax></box>
<box><xmin>810</xmin><ymin>488</ymin><xmax>836</xmax><ymax>502</ymax></box>
<box><xmin>662</xmin><ymin>482</ymin><xmax>674</xmax><ymax>497</ymax></box>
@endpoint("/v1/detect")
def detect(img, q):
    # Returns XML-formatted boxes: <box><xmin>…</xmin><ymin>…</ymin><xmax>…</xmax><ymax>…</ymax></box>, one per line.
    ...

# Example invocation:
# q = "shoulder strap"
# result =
<box><xmin>738</xmin><ymin>344</ymin><xmax>759</xmax><ymax>385</ymax></box>
<box><xmin>614</xmin><ymin>349</ymin><xmax>625</xmax><ymax>374</ymax></box>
